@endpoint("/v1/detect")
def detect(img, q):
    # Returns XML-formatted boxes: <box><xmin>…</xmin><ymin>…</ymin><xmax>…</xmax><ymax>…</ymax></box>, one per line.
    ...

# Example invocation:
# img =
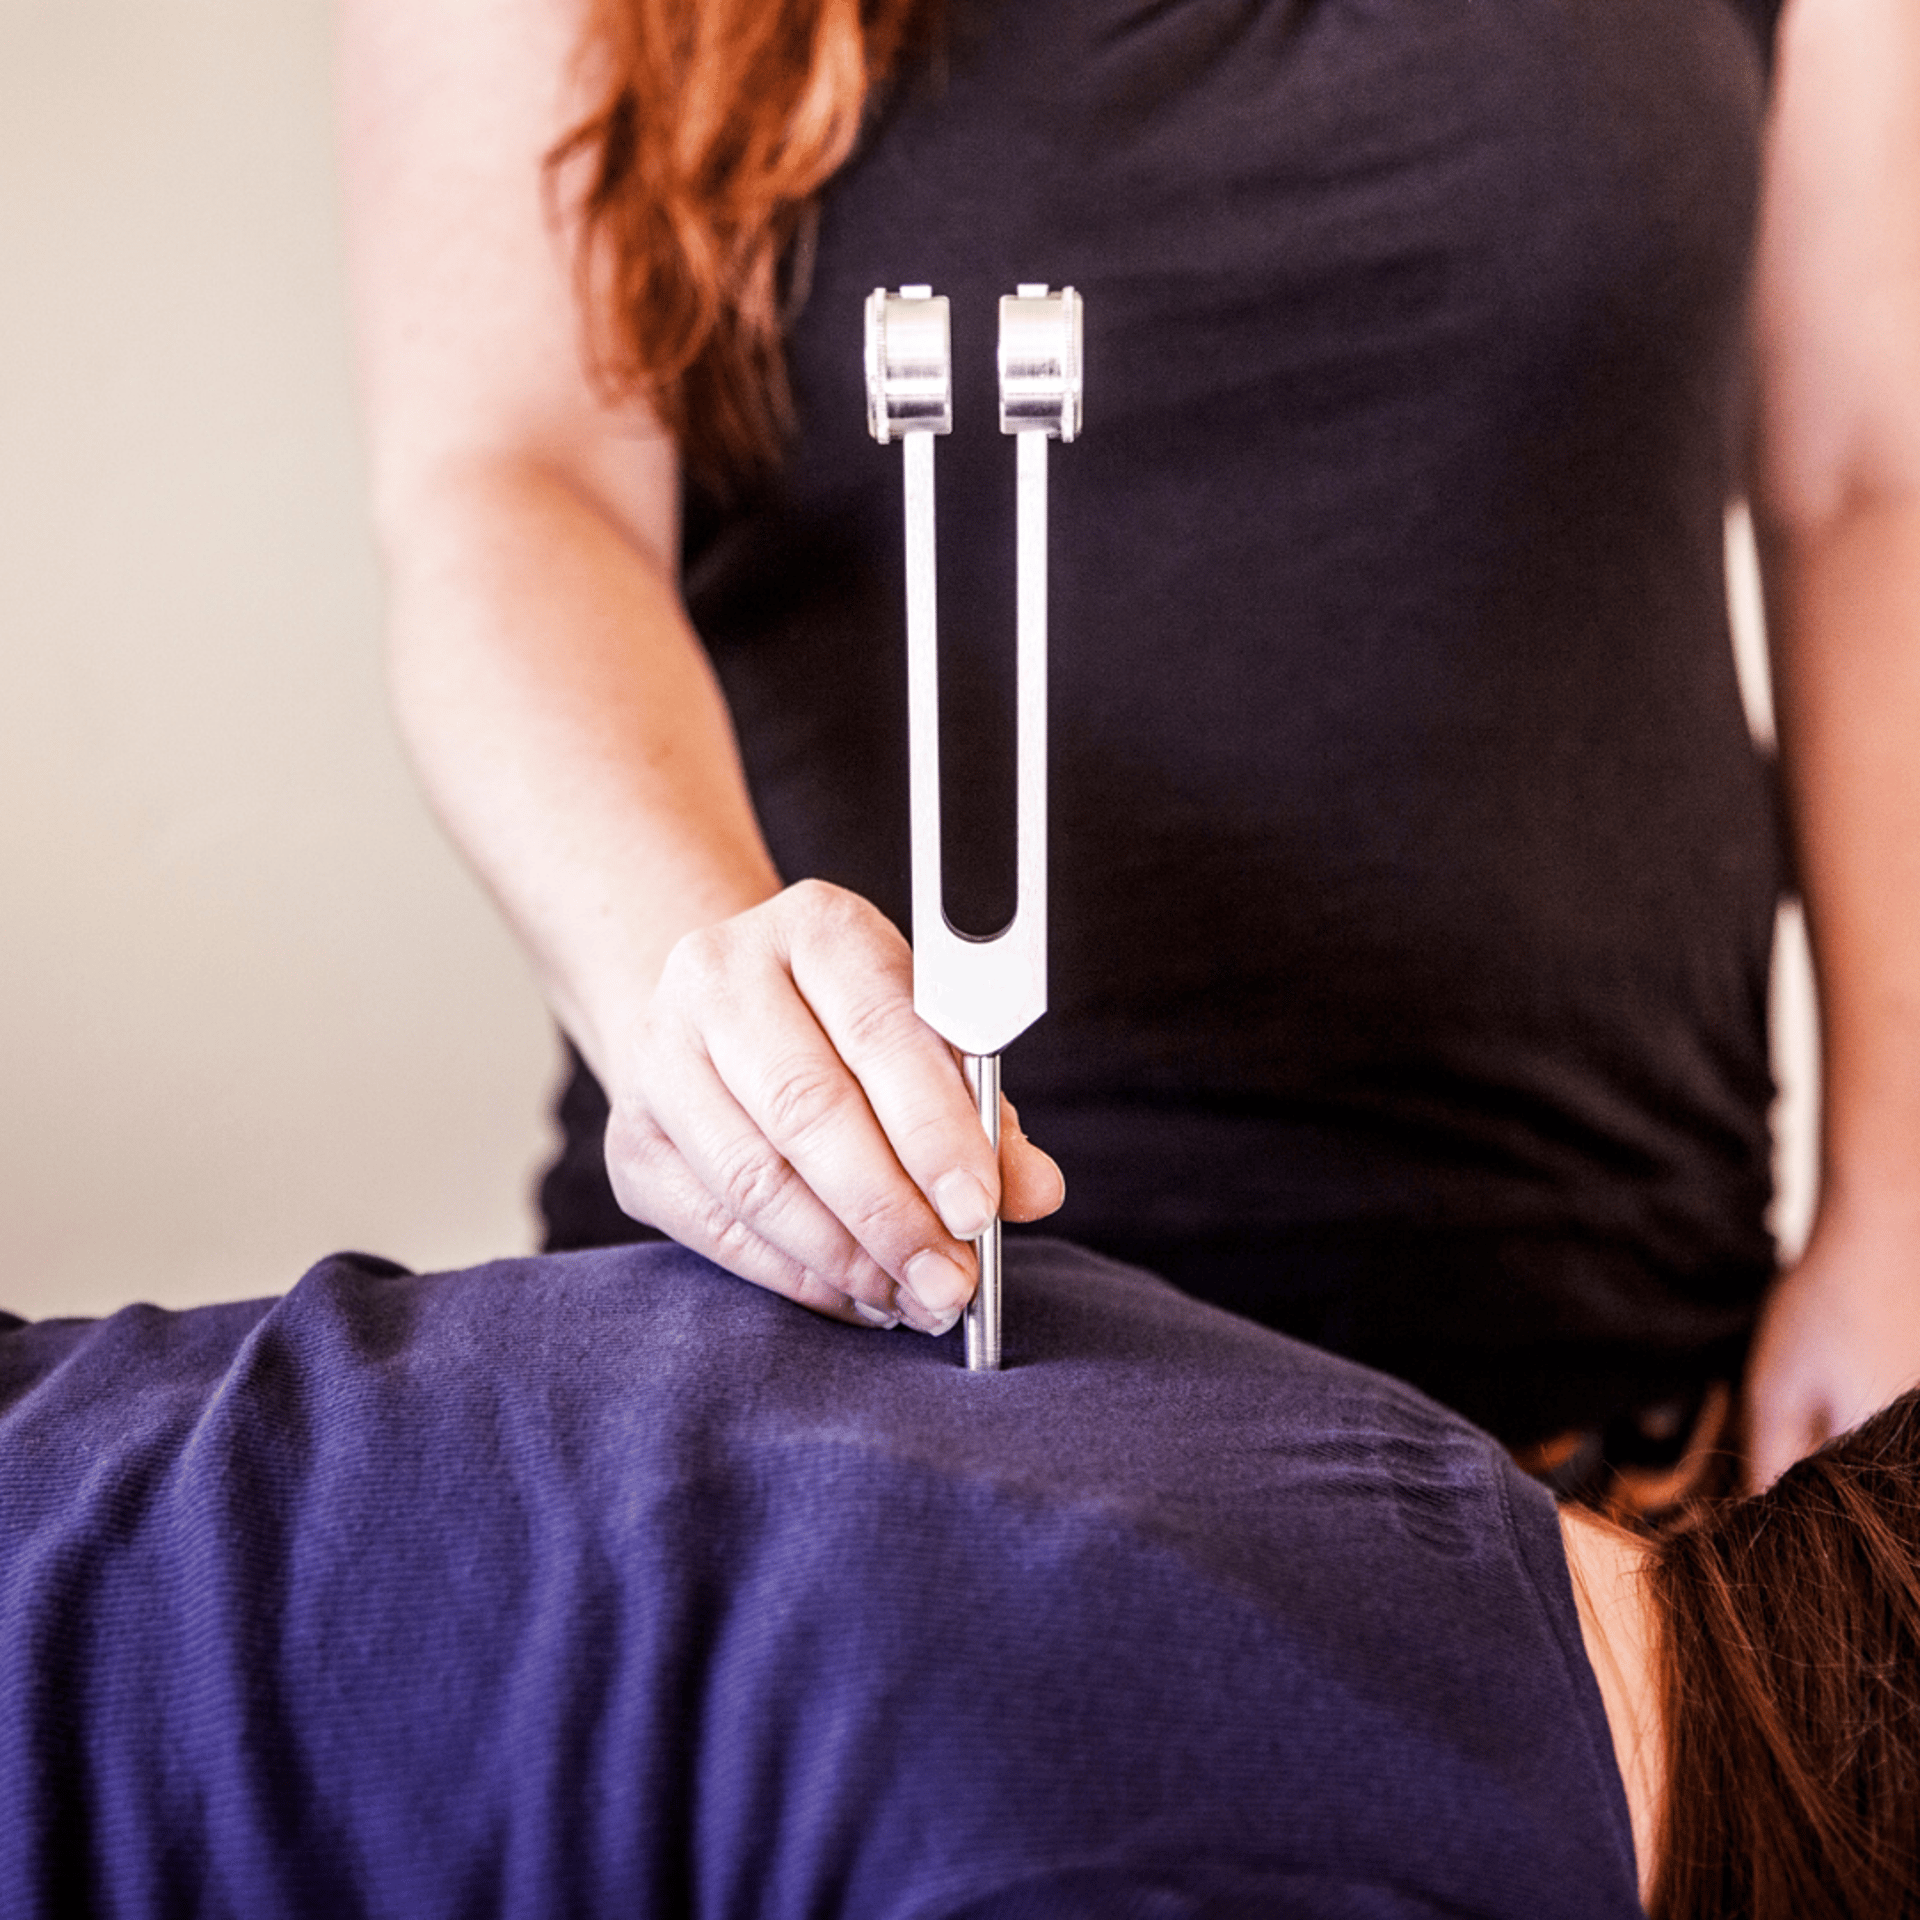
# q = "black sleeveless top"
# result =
<box><xmin>546</xmin><ymin>0</ymin><xmax>1788</xmax><ymax>1443</ymax></box>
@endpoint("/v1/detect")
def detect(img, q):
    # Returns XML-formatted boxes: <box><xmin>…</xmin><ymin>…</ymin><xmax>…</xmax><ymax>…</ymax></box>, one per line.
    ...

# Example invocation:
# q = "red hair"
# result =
<box><xmin>548</xmin><ymin>0</ymin><xmax>930</xmax><ymax>492</ymax></box>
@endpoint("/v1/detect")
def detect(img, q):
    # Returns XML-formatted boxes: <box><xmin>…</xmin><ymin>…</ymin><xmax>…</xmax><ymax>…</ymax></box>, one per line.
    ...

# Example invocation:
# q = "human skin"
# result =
<box><xmin>1560</xmin><ymin>1508</ymin><xmax>1663</xmax><ymax>1906</ymax></box>
<box><xmin>1740</xmin><ymin>0</ymin><xmax>1920</xmax><ymax>1487</ymax></box>
<box><xmin>341</xmin><ymin>0</ymin><xmax>1920</xmax><ymax>1447</ymax></box>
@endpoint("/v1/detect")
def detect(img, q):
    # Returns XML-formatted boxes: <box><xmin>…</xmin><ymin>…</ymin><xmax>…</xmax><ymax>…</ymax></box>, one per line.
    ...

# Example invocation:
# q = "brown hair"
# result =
<box><xmin>1651</xmin><ymin>1388</ymin><xmax>1920</xmax><ymax>1918</ymax></box>
<box><xmin>547</xmin><ymin>0</ymin><xmax>932</xmax><ymax>493</ymax></box>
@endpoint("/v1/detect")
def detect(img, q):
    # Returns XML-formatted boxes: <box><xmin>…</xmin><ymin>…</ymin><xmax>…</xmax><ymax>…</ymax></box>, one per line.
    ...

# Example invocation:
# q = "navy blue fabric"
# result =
<box><xmin>0</xmin><ymin>1240</ymin><xmax>1639</xmax><ymax>1917</ymax></box>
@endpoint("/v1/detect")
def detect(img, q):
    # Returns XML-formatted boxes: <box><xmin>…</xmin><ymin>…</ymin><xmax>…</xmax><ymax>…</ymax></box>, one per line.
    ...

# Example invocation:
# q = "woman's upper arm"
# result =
<box><xmin>338</xmin><ymin>0</ymin><xmax>678</xmax><ymax>567</ymax></box>
<box><xmin>1751</xmin><ymin>0</ymin><xmax>1920</xmax><ymax>529</ymax></box>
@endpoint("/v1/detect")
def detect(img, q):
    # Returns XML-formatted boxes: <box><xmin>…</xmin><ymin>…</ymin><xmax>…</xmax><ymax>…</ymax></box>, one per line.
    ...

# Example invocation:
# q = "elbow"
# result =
<box><xmin>1751</xmin><ymin>360</ymin><xmax>1920</xmax><ymax>552</ymax></box>
<box><xmin>363</xmin><ymin>429</ymin><xmax>681</xmax><ymax>603</ymax></box>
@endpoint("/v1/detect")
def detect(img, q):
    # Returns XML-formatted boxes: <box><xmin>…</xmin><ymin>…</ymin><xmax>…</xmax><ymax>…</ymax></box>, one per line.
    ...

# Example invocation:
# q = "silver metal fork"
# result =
<box><xmin>864</xmin><ymin>282</ymin><xmax>1083</xmax><ymax>1370</ymax></box>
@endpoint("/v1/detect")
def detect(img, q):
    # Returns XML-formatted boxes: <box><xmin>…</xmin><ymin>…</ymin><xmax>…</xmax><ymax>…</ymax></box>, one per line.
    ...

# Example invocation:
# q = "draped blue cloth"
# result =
<box><xmin>0</xmin><ymin>1239</ymin><xmax>1638</xmax><ymax>1916</ymax></box>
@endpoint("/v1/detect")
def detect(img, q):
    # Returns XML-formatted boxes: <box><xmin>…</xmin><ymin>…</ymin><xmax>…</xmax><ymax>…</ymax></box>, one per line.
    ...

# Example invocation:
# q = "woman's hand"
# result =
<box><xmin>602</xmin><ymin>879</ymin><xmax>1065</xmax><ymax>1334</ymax></box>
<box><xmin>1744</xmin><ymin>1203</ymin><xmax>1920</xmax><ymax>1490</ymax></box>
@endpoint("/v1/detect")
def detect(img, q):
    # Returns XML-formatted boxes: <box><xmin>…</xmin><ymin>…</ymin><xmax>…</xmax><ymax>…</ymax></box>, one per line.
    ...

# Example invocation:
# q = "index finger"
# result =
<box><xmin>781</xmin><ymin>909</ymin><xmax>1006</xmax><ymax>1249</ymax></box>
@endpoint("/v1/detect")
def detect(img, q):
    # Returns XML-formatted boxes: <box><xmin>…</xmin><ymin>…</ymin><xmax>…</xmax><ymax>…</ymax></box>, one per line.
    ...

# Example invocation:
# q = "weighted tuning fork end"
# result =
<box><xmin>865</xmin><ymin>286</ymin><xmax>952</xmax><ymax>443</ymax></box>
<box><xmin>997</xmin><ymin>283</ymin><xmax>1083</xmax><ymax>441</ymax></box>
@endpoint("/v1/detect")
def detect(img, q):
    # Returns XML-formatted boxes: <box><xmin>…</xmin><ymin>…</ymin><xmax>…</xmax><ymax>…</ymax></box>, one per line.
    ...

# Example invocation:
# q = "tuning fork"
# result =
<box><xmin>865</xmin><ymin>282</ymin><xmax>1084</xmax><ymax>1370</ymax></box>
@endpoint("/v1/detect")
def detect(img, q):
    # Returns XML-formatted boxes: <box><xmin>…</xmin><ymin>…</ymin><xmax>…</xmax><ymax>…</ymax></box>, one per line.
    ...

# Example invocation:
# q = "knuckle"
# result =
<box><xmin>677</xmin><ymin>1181</ymin><xmax>782</xmax><ymax>1284</ymax></box>
<box><xmin>712</xmin><ymin>1136</ymin><xmax>802</xmax><ymax>1227</ymax></box>
<box><xmin>838</xmin><ymin>1186</ymin><xmax>919</xmax><ymax>1256</ymax></box>
<box><xmin>775</xmin><ymin>877</ymin><xmax>841</xmax><ymax>941</ymax></box>
<box><xmin>759</xmin><ymin>1054</ymin><xmax>859</xmax><ymax>1148</ymax></box>
<box><xmin>604</xmin><ymin>1096</ymin><xmax>661</xmax><ymax>1162</ymax></box>
<box><xmin>783</xmin><ymin>876</ymin><xmax>837</xmax><ymax>916</ymax></box>
<box><xmin>891</xmin><ymin>1084</ymin><xmax>993</xmax><ymax>1169</ymax></box>
<box><xmin>788</xmin><ymin>878</ymin><xmax>888</xmax><ymax>949</ymax></box>
<box><xmin>606</xmin><ymin>1170</ymin><xmax>660</xmax><ymax>1228</ymax></box>
<box><xmin>603</xmin><ymin>1123</ymin><xmax>669</xmax><ymax>1224</ymax></box>
<box><xmin>837</xmin><ymin>985</ymin><xmax>921</xmax><ymax>1063</ymax></box>
<box><xmin>658</xmin><ymin>923</ymin><xmax>738</xmax><ymax>1008</ymax></box>
<box><xmin>704</xmin><ymin>1206</ymin><xmax>771</xmax><ymax>1274</ymax></box>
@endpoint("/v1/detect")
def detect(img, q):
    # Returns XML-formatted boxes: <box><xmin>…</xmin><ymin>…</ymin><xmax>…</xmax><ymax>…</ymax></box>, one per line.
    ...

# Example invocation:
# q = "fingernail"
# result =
<box><xmin>905</xmin><ymin>1248</ymin><xmax>974</xmax><ymax>1321</ymax></box>
<box><xmin>932</xmin><ymin>1170</ymin><xmax>996</xmax><ymax>1241</ymax></box>
<box><xmin>852</xmin><ymin>1299</ymin><xmax>900</xmax><ymax>1330</ymax></box>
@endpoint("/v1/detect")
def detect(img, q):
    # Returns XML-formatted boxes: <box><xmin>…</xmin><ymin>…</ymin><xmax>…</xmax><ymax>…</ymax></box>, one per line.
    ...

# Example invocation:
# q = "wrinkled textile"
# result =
<box><xmin>546</xmin><ymin>0</ymin><xmax>1789</xmax><ymax>1441</ymax></box>
<box><xmin>0</xmin><ymin>1240</ymin><xmax>1640</xmax><ymax>1917</ymax></box>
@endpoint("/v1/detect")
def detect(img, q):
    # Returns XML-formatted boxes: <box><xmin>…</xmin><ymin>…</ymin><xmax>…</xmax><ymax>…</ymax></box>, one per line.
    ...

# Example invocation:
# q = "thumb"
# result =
<box><xmin>997</xmin><ymin>1099</ymin><xmax>1066</xmax><ymax>1223</ymax></box>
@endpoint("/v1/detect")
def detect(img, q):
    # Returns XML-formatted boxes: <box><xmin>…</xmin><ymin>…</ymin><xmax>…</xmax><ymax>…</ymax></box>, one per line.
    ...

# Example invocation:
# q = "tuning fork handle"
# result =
<box><xmin>962</xmin><ymin>1052</ymin><xmax>1003</xmax><ymax>1370</ymax></box>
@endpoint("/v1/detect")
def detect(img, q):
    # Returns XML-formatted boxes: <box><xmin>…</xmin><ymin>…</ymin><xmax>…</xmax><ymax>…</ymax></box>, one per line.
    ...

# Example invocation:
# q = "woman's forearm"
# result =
<box><xmin>1743</xmin><ymin>489</ymin><xmax>1920</xmax><ymax>1484</ymax></box>
<box><xmin>341</xmin><ymin>0</ymin><xmax>1058</xmax><ymax>1322</ymax></box>
<box><xmin>1752</xmin><ymin>0</ymin><xmax>1920</xmax><ymax>1213</ymax></box>
<box><xmin>341</xmin><ymin>0</ymin><xmax>781</xmax><ymax>1085</ymax></box>
<box><xmin>1740</xmin><ymin>0</ymin><xmax>1920</xmax><ymax>1486</ymax></box>
<box><xmin>1762</xmin><ymin>492</ymin><xmax>1920</xmax><ymax>1227</ymax></box>
<box><xmin>381</xmin><ymin>455</ymin><xmax>782</xmax><ymax>1089</ymax></box>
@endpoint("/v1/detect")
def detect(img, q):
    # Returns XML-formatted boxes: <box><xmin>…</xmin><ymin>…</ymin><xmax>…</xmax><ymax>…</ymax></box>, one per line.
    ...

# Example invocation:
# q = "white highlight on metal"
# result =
<box><xmin>964</xmin><ymin>1052</ymin><xmax>1003</xmax><ymax>1371</ymax></box>
<box><xmin>865</xmin><ymin>283</ymin><xmax>1082</xmax><ymax>1371</ymax></box>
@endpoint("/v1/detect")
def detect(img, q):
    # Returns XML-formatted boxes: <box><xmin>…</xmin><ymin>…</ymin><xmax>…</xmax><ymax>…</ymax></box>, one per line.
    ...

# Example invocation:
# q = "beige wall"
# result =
<box><xmin>1725</xmin><ymin>505</ymin><xmax>1819</xmax><ymax>1266</ymax></box>
<box><xmin>2</xmin><ymin>0</ymin><xmax>555</xmax><ymax>1319</ymax></box>
<box><xmin>0</xmin><ymin>3</ymin><xmax>1817</xmax><ymax>1325</ymax></box>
